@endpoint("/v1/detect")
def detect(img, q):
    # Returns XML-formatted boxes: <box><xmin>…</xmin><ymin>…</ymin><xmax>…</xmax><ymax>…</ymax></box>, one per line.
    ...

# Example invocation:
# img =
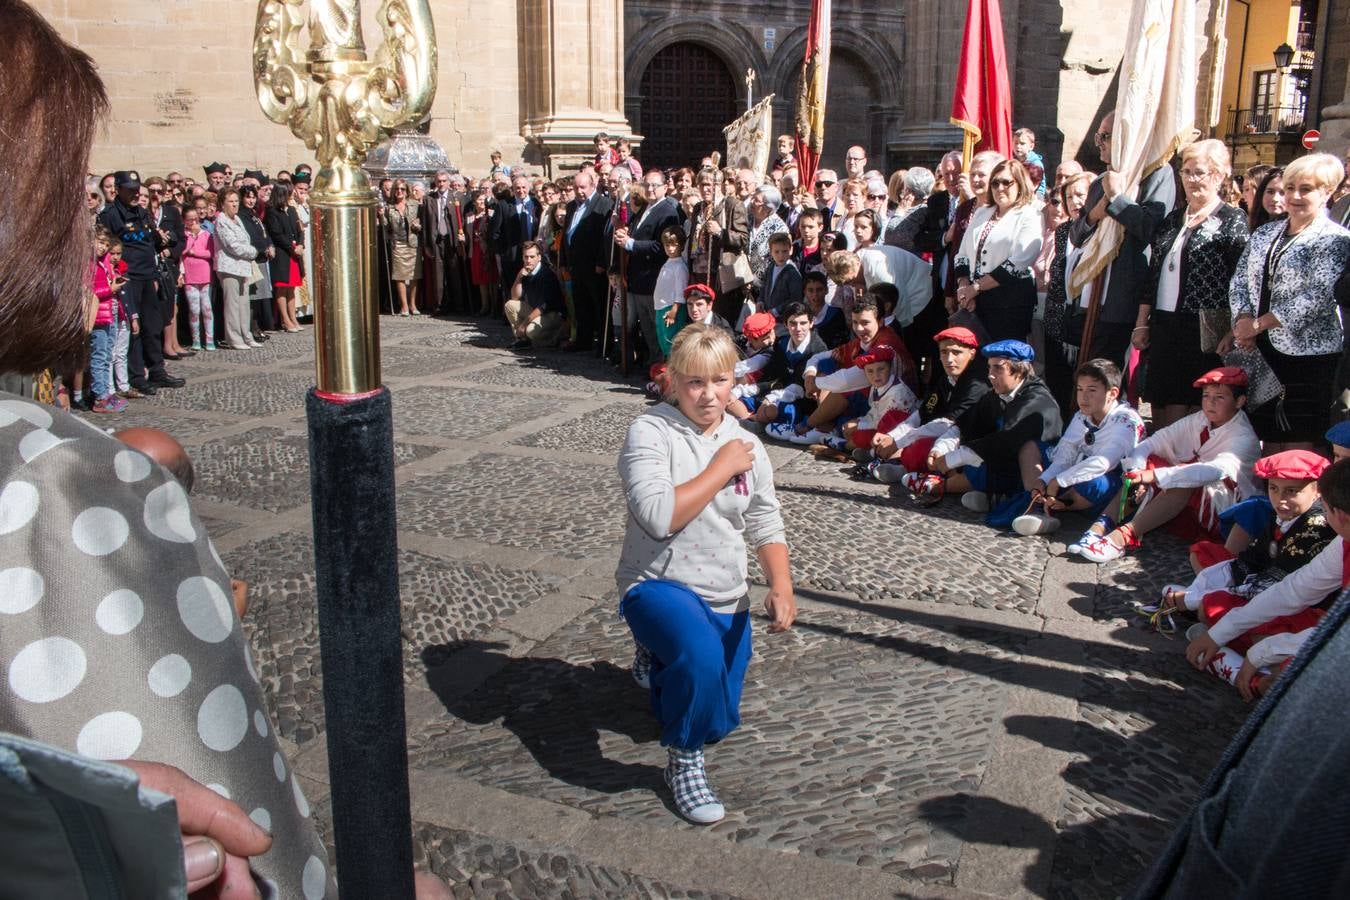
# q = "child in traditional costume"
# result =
<box><xmin>1012</xmin><ymin>358</ymin><xmax>1145</xmax><ymax>535</ymax></box>
<box><xmin>1076</xmin><ymin>366</ymin><xmax>1260</xmax><ymax>563</ymax></box>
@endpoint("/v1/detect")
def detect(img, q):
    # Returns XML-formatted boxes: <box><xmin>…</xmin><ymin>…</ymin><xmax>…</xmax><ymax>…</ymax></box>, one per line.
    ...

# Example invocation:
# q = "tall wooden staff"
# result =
<box><xmin>253</xmin><ymin>1</ymin><xmax>435</xmax><ymax>894</ymax></box>
<box><xmin>601</xmin><ymin>184</ymin><xmax>628</xmax><ymax>364</ymax></box>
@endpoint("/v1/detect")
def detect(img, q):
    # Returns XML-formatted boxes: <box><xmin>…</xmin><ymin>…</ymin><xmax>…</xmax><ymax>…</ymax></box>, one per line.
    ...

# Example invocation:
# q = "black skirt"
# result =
<box><xmin>1145</xmin><ymin>309</ymin><xmax>1220</xmax><ymax>407</ymax></box>
<box><xmin>1248</xmin><ymin>337</ymin><xmax>1338</xmax><ymax>443</ymax></box>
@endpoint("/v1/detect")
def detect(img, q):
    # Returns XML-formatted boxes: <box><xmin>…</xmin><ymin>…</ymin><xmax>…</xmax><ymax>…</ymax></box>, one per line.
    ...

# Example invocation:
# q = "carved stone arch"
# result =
<box><xmin>762</xmin><ymin>25</ymin><xmax>904</xmax><ymax>172</ymax></box>
<box><xmin>764</xmin><ymin>25</ymin><xmax>901</xmax><ymax>98</ymax></box>
<box><xmin>625</xmin><ymin>18</ymin><xmax>770</xmax><ymax>105</ymax></box>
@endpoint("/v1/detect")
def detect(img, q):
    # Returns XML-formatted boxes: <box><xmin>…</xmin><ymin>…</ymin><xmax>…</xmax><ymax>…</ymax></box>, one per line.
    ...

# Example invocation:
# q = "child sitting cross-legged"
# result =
<box><xmin>1076</xmin><ymin>366</ymin><xmax>1261</xmax><ymax>563</ymax></box>
<box><xmin>904</xmin><ymin>340</ymin><xmax>1062</xmax><ymax>512</ymax></box>
<box><xmin>726</xmin><ymin>312</ymin><xmax>780</xmax><ymax>427</ymax></box>
<box><xmin>737</xmin><ymin>302</ymin><xmax>828</xmax><ymax>432</ymax></box>
<box><xmin>764</xmin><ymin>291</ymin><xmax>914</xmax><ymax>449</ymax></box>
<box><xmin>857</xmin><ymin>326</ymin><xmax>989</xmax><ymax>484</ymax></box>
<box><xmin>1146</xmin><ymin>450</ymin><xmax>1335</xmax><ymax>638</ymax></box>
<box><xmin>1011</xmin><ymin>358</ymin><xmax>1145</xmax><ymax>536</ymax></box>
<box><xmin>840</xmin><ymin>345</ymin><xmax>920</xmax><ymax>477</ymax></box>
<box><xmin>1184</xmin><ymin>455</ymin><xmax>1350</xmax><ymax>700</ymax></box>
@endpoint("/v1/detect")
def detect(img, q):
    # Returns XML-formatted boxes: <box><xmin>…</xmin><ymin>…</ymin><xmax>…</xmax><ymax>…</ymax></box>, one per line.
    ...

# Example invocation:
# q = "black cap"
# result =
<box><xmin>203</xmin><ymin>161</ymin><xmax>226</xmax><ymax>175</ymax></box>
<box><xmin>114</xmin><ymin>170</ymin><xmax>141</xmax><ymax>190</ymax></box>
<box><xmin>243</xmin><ymin>169</ymin><xmax>267</xmax><ymax>183</ymax></box>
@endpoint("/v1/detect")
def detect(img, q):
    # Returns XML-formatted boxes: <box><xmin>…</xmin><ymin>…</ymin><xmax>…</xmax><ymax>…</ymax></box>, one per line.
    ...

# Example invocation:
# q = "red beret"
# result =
<box><xmin>1253</xmin><ymin>449</ymin><xmax>1330</xmax><ymax>482</ymax></box>
<box><xmin>855</xmin><ymin>345</ymin><xmax>897</xmax><ymax>368</ymax></box>
<box><xmin>741</xmin><ymin>311</ymin><xmax>777</xmax><ymax>340</ymax></box>
<box><xmin>933</xmin><ymin>326</ymin><xmax>979</xmax><ymax>348</ymax></box>
<box><xmin>683</xmin><ymin>283</ymin><xmax>716</xmax><ymax>300</ymax></box>
<box><xmin>1192</xmin><ymin>366</ymin><xmax>1248</xmax><ymax>389</ymax></box>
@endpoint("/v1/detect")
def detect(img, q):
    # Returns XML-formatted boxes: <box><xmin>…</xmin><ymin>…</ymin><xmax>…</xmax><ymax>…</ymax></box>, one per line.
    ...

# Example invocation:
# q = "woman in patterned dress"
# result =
<box><xmin>1134</xmin><ymin>140</ymin><xmax>1250</xmax><ymax>430</ymax></box>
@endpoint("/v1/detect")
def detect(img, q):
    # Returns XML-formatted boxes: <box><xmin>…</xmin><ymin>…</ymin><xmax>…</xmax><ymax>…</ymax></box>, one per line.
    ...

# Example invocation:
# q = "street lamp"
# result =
<box><xmin>1273</xmin><ymin>42</ymin><xmax>1295</xmax><ymax>72</ymax></box>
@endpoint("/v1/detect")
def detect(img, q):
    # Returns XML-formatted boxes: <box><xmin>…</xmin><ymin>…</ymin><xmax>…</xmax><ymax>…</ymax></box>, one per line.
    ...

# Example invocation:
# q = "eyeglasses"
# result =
<box><xmin>815</xmin><ymin>180</ymin><xmax>835</xmax><ymax>187</ymax></box>
<box><xmin>644</xmin><ymin>182</ymin><xmax>664</xmax><ymax>189</ymax></box>
<box><xmin>867</xmin><ymin>193</ymin><xmax>887</xmax><ymax>200</ymax></box>
<box><xmin>1180</xmin><ymin>168</ymin><xmax>1214</xmax><ymax>181</ymax></box>
<box><xmin>846</xmin><ymin>156</ymin><xmax>866</xmax><ymax>162</ymax></box>
<box><xmin>991</xmin><ymin>178</ymin><xmax>1015</xmax><ymax>189</ymax></box>
<box><xmin>148</xmin><ymin>187</ymin><xmax>163</xmax><ymax>194</ymax></box>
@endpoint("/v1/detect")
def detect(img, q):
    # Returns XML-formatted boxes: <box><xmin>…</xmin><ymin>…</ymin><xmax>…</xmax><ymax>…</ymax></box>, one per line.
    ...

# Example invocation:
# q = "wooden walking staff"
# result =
<box><xmin>253</xmin><ymin>1</ymin><xmax>436</xmax><ymax>894</ymax></box>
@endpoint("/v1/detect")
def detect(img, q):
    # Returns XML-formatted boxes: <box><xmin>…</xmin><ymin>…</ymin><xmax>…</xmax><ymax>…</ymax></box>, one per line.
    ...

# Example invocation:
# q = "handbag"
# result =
<box><xmin>1198</xmin><ymin>307</ymin><xmax>1230</xmax><ymax>355</ymax></box>
<box><xmin>1223</xmin><ymin>345</ymin><xmax>1283</xmax><ymax>409</ymax></box>
<box><xmin>247</xmin><ymin>261</ymin><xmax>264</xmax><ymax>287</ymax></box>
<box><xmin>718</xmin><ymin>250</ymin><xmax>753</xmax><ymax>293</ymax></box>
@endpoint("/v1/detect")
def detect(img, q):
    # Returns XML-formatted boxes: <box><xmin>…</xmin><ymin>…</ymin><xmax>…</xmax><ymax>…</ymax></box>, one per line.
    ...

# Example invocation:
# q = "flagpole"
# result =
<box><xmin>961</xmin><ymin>129</ymin><xmax>976</xmax><ymax>172</ymax></box>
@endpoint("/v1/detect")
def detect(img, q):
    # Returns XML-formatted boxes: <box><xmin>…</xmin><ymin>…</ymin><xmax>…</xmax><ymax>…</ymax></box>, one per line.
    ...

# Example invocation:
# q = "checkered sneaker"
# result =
<box><xmin>631</xmin><ymin>642</ymin><xmax>652</xmax><ymax>690</ymax></box>
<box><xmin>664</xmin><ymin>747</ymin><xmax>725</xmax><ymax>824</ymax></box>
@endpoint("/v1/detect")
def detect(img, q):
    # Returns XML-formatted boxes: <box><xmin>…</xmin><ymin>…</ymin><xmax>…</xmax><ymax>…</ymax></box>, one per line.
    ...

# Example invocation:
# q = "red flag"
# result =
<box><xmin>794</xmin><ymin>0</ymin><xmax>831</xmax><ymax>191</ymax></box>
<box><xmin>949</xmin><ymin>0</ymin><xmax>1013</xmax><ymax>161</ymax></box>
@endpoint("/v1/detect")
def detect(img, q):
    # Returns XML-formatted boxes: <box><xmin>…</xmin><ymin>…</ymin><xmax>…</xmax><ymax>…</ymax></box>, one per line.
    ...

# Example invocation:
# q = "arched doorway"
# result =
<box><xmin>638</xmin><ymin>42</ymin><xmax>738</xmax><ymax>170</ymax></box>
<box><xmin>781</xmin><ymin>48</ymin><xmax>880</xmax><ymax>174</ymax></box>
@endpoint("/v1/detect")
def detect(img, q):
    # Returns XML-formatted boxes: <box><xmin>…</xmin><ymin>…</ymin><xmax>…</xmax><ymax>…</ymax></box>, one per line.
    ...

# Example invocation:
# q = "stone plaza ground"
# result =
<box><xmin>85</xmin><ymin>314</ymin><xmax>1252</xmax><ymax>898</ymax></box>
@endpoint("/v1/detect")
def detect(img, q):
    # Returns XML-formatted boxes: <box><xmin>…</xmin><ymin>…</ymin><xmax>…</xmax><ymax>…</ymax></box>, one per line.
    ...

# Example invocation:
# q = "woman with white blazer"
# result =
<box><xmin>953</xmin><ymin>159</ymin><xmax>1044</xmax><ymax>341</ymax></box>
<box><xmin>213</xmin><ymin>188</ymin><xmax>264</xmax><ymax>349</ymax></box>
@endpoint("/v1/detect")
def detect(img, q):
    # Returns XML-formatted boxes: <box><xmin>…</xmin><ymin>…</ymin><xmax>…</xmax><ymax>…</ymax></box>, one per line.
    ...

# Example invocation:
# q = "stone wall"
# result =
<box><xmin>32</xmin><ymin>0</ymin><xmax>526</xmax><ymax>179</ymax></box>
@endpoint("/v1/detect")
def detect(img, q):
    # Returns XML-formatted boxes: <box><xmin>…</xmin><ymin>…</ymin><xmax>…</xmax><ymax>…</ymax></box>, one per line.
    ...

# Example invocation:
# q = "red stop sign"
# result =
<box><xmin>1302</xmin><ymin>129</ymin><xmax>1321</xmax><ymax>150</ymax></box>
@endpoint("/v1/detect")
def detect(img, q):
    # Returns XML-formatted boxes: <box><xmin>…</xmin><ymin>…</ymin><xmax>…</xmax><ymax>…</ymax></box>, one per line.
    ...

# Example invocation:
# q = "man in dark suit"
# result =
<box><xmin>421</xmin><ymin>169</ymin><xmax>471</xmax><ymax>314</ymax></box>
<box><xmin>561</xmin><ymin>169</ymin><xmax>614</xmax><ymax>352</ymax></box>
<box><xmin>1069</xmin><ymin>110</ymin><xmax>1175</xmax><ymax>367</ymax></box>
<box><xmin>493</xmin><ymin>173</ymin><xmax>542</xmax><ymax>283</ymax></box>
<box><xmin>613</xmin><ymin>169</ymin><xmax>680</xmax><ymax>362</ymax></box>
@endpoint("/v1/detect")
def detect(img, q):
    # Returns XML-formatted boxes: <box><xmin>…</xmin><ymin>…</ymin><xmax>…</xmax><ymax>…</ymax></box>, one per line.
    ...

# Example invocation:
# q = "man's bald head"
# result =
<box><xmin>114</xmin><ymin>428</ymin><xmax>195</xmax><ymax>493</ymax></box>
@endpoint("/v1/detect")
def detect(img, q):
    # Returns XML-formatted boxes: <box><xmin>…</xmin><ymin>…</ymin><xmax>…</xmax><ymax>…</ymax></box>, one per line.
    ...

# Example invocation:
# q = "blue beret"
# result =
<box><xmin>981</xmin><ymin>339</ymin><xmax>1035</xmax><ymax>362</ymax></box>
<box><xmin>1327</xmin><ymin>420</ymin><xmax>1350</xmax><ymax>448</ymax></box>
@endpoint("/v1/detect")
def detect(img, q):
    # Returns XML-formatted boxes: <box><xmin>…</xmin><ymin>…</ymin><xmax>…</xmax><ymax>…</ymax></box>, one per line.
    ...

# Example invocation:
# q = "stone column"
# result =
<box><xmin>1320</xmin><ymin>56</ymin><xmax>1350</xmax><ymax>151</ymax></box>
<box><xmin>521</xmin><ymin>0</ymin><xmax>636</xmax><ymax>174</ymax></box>
<box><xmin>888</xmin><ymin>0</ymin><xmax>966</xmax><ymax>166</ymax></box>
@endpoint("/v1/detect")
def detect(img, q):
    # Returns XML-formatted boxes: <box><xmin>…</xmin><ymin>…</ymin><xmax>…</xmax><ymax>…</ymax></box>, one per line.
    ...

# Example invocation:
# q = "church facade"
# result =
<box><xmin>33</xmin><ymin>0</ymin><xmax>1350</xmax><ymax>180</ymax></box>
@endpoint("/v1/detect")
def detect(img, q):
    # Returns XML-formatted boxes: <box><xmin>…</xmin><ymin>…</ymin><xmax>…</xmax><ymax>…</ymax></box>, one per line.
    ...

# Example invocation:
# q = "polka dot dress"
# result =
<box><xmin>0</xmin><ymin>394</ymin><xmax>335</xmax><ymax>898</ymax></box>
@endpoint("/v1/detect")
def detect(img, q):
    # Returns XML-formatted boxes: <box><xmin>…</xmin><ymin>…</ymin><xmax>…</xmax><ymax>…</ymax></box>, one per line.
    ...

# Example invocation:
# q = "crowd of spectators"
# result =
<box><xmin>416</xmin><ymin>125</ymin><xmax>1350</xmax><ymax>705</ymax></box>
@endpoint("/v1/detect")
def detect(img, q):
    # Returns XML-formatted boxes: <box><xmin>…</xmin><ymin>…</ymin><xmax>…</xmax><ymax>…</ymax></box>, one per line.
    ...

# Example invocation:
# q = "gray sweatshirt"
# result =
<box><xmin>616</xmin><ymin>403</ymin><xmax>787</xmax><ymax>613</ymax></box>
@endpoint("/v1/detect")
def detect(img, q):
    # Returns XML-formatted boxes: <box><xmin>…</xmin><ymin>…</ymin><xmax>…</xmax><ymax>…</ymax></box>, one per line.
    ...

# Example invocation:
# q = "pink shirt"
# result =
<box><xmin>182</xmin><ymin>228</ymin><xmax>215</xmax><ymax>285</ymax></box>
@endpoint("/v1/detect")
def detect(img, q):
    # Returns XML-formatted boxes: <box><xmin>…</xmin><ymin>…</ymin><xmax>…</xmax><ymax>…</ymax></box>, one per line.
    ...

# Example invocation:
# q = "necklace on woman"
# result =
<box><xmin>1167</xmin><ymin>200</ymin><xmax>1219</xmax><ymax>272</ymax></box>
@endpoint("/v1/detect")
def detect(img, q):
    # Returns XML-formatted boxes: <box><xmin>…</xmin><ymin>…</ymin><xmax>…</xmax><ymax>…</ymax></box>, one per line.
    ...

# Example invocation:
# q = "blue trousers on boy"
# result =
<box><xmin>620</xmin><ymin>579</ymin><xmax>752</xmax><ymax>750</ymax></box>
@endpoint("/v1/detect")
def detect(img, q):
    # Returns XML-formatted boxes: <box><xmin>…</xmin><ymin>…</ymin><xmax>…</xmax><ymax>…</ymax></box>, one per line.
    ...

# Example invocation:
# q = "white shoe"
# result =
<box><xmin>960</xmin><ymin>491</ymin><xmax>990</xmax><ymax>513</ymax></box>
<box><xmin>1079</xmin><ymin>534</ymin><xmax>1126</xmax><ymax>563</ymax></box>
<box><xmin>665</xmin><ymin>748</ymin><xmax>725</xmax><ymax>825</ymax></box>
<box><xmin>788</xmin><ymin>427</ymin><xmax>828</xmax><ymax>445</ymax></box>
<box><xmin>763</xmin><ymin>422</ymin><xmax>795</xmax><ymax>442</ymax></box>
<box><xmin>1012</xmin><ymin>513</ymin><xmax>1061</xmax><ymax>536</ymax></box>
<box><xmin>245</xmin><ymin>341</ymin><xmax>263</xmax><ymax>349</ymax></box>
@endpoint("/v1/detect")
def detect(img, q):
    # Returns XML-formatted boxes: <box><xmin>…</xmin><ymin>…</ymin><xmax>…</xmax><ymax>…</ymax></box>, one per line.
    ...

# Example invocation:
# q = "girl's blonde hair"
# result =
<box><xmin>667</xmin><ymin>323</ymin><xmax>739</xmax><ymax>380</ymax></box>
<box><xmin>826</xmin><ymin>249</ymin><xmax>861</xmax><ymax>283</ymax></box>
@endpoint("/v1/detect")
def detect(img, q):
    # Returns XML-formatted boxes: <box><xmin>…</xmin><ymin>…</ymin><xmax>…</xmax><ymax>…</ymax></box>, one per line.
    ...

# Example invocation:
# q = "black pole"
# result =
<box><xmin>306</xmin><ymin>386</ymin><xmax>414</xmax><ymax>897</ymax></box>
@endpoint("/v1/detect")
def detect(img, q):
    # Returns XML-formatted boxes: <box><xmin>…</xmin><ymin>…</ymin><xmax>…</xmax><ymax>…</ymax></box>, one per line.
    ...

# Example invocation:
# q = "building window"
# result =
<box><xmin>1251</xmin><ymin>70</ymin><xmax>1278</xmax><ymax>132</ymax></box>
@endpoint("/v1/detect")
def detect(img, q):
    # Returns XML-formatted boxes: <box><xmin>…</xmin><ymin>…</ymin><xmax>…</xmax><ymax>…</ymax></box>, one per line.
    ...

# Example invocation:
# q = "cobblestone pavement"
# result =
<box><xmin>82</xmin><ymin>315</ymin><xmax>1254</xmax><ymax>898</ymax></box>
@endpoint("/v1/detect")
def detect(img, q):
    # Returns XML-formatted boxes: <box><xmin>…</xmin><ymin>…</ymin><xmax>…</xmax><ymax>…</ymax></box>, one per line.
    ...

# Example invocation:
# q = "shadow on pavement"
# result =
<box><xmin>421</xmin><ymin>640</ymin><xmax>663</xmax><ymax>795</ymax></box>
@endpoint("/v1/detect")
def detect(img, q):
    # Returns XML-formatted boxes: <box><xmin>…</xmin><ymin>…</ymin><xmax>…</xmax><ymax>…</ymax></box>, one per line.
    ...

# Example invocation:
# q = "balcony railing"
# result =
<box><xmin>1227</xmin><ymin>105</ymin><xmax>1308</xmax><ymax>137</ymax></box>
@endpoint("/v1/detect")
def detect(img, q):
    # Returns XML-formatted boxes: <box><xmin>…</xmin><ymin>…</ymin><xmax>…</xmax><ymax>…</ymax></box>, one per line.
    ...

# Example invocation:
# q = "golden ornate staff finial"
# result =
<box><xmin>253</xmin><ymin>0</ymin><xmax>437</xmax><ymax>393</ymax></box>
